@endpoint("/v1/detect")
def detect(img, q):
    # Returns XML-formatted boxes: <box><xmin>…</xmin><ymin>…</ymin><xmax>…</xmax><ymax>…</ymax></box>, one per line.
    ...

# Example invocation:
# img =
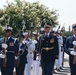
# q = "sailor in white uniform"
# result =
<box><xmin>23</xmin><ymin>32</ymin><xmax>35</xmax><ymax>75</ymax></box>
<box><xmin>32</xmin><ymin>32</ymin><xmax>40</xmax><ymax>75</ymax></box>
<box><xmin>55</xmin><ymin>31</ymin><xmax>63</xmax><ymax>71</ymax></box>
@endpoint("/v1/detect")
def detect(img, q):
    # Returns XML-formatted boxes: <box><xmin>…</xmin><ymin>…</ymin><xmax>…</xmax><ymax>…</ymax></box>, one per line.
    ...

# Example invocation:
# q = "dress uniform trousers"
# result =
<box><xmin>6</xmin><ymin>53</ymin><xmax>15</xmax><ymax>75</ymax></box>
<box><xmin>41</xmin><ymin>61</ymin><xmax>54</xmax><ymax>75</ymax></box>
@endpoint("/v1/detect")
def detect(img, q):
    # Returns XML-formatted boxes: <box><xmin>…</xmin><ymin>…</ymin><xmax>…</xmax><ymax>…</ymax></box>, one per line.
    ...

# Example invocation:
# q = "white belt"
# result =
<box><xmin>69</xmin><ymin>48</ymin><xmax>74</xmax><ymax>51</ymax></box>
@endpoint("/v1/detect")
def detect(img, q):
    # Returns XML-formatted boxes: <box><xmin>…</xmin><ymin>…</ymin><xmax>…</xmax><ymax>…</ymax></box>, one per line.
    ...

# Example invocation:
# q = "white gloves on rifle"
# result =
<box><xmin>15</xmin><ymin>56</ymin><xmax>19</xmax><ymax>60</ymax></box>
<box><xmin>70</xmin><ymin>51</ymin><xmax>76</xmax><ymax>55</ymax></box>
<box><xmin>70</xmin><ymin>41</ymin><xmax>76</xmax><ymax>55</ymax></box>
<box><xmin>2</xmin><ymin>43</ymin><xmax>8</xmax><ymax>49</ymax></box>
<box><xmin>0</xmin><ymin>54</ymin><xmax>6</xmax><ymax>59</ymax></box>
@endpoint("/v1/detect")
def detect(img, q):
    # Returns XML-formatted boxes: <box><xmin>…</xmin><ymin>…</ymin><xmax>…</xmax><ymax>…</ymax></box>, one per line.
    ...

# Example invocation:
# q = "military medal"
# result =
<box><xmin>50</xmin><ymin>40</ymin><xmax>54</xmax><ymax>43</ymax></box>
<box><xmin>9</xmin><ymin>42</ymin><xmax>14</xmax><ymax>46</ymax></box>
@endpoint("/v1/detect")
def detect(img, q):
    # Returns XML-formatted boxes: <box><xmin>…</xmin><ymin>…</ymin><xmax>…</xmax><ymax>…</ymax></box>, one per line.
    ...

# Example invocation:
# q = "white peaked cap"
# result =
<box><xmin>4</xmin><ymin>25</ymin><xmax>13</xmax><ymax>31</ymax></box>
<box><xmin>23</xmin><ymin>32</ymin><xmax>28</xmax><ymax>35</ymax></box>
<box><xmin>33</xmin><ymin>32</ymin><xmax>37</xmax><ymax>35</ymax></box>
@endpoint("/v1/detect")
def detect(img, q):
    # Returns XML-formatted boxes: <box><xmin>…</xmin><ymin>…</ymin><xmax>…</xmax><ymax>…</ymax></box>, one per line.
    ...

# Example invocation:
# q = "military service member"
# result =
<box><xmin>33</xmin><ymin>32</ymin><xmax>40</xmax><ymax>75</ymax></box>
<box><xmin>55</xmin><ymin>31</ymin><xmax>63</xmax><ymax>71</ymax></box>
<box><xmin>23</xmin><ymin>32</ymin><xmax>35</xmax><ymax>75</ymax></box>
<box><xmin>65</xmin><ymin>24</ymin><xmax>76</xmax><ymax>75</ymax></box>
<box><xmin>38</xmin><ymin>23</ymin><xmax>59</xmax><ymax>75</ymax></box>
<box><xmin>15</xmin><ymin>34</ymin><xmax>28</xmax><ymax>75</ymax></box>
<box><xmin>0</xmin><ymin>25</ymin><xmax>19</xmax><ymax>75</ymax></box>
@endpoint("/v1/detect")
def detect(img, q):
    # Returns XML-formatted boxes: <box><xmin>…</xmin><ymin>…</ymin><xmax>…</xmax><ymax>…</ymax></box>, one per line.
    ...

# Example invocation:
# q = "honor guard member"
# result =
<box><xmin>65</xmin><ymin>24</ymin><xmax>76</xmax><ymax>75</ymax></box>
<box><xmin>38</xmin><ymin>23</ymin><xmax>59</xmax><ymax>75</ymax></box>
<box><xmin>0</xmin><ymin>25</ymin><xmax>19</xmax><ymax>75</ymax></box>
<box><xmin>15</xmin><ymin>34</ymin><xmax>28</xmax><ymax>75</ymax></box>
<box><xmin>23</xmin><ymin>32</ymin><xmax>35</xmax><ymax>75</ymax></box>
<box><xmin>55</xmin><ymin>31</ymin><xmax>63</xmax><ymax>71</ymax></box>
<box><xmin>33</xmin><ymin>32</ymin><xmax>40</xmax><ymax>75</ymax></box>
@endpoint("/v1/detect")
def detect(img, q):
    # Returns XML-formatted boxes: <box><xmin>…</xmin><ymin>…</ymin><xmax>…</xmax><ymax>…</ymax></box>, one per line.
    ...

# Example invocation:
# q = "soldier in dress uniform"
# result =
<box><xmin>15</xmin><ymin>34</ymin><xmax>28</xmax><ymax>75</ymax></box>
<box><xmin>0</xmin><ymin>25</ymin><xmax>19</xmax><ymax>75</ymax></box>
<box><xmin>38</xmin><ymin>23</ymin><xmax>59</xmax><ymax>75</ymax></box>
<box><xmin>23</xmin><ymin>32</ymin><xmax>35</xmax><ymax>75</ymax></box>
<box><xmin>32</xmin><ymin>32</ymin><xmax>40</xmax><ymax>75</ymax></box>
<box><xmin>65</xmin><ymin>24</ymin><xmax>76</xmax><ymax>75</ymax></box>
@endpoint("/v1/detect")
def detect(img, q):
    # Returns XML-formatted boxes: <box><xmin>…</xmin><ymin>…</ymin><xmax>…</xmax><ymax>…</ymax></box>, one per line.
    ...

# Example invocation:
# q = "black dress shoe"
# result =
<box><xmin>57</xmin><ymin>69</ymin><xmax>60</xmax><ymax>72</ymax></box>
<box><xmin>60</xmin><ymin>67</ymin><xmax>62</xmax><ymax>69</ymax></box>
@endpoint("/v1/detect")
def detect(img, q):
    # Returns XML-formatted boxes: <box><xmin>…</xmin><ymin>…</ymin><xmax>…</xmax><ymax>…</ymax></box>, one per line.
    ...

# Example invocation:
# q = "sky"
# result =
<box><xmin>0</xmin><ymin>0</ymin><xmax>76</xmax><ymax>31</ymax></box>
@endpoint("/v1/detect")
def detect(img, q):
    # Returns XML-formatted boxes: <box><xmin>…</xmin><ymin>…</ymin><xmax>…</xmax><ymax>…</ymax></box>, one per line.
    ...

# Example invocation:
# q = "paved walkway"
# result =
<box><xmin>0</xmin><ymin>53</ymin><xmax>70</xmax><ymax>75</ymax></box>
<box><xmin>31</xmin><ymin>53</ymin><xmax>70</xmax><ymax>75</ymax></box>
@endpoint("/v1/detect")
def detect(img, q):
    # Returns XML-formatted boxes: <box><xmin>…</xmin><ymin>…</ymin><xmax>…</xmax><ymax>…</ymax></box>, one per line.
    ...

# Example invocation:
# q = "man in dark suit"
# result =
<box><xmin>65</xmin><ymin>24</ymin><xmax>76</xmax><ymax>75</ymax></box>
<box><xmin>38</xmin><ymin>23</ymin><xmax>59</xmax><ymax>75</ymax></box>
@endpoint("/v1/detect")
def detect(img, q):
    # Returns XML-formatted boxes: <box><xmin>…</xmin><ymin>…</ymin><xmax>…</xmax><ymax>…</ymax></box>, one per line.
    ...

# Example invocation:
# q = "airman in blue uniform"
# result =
<box><xmin>65</xmin><ymin>24</ymin><xmax>76</xmax><ymax>75</ymax></box>
<box><xmin>0</xmin><ymin>25</ymin><xmax>19</xmax><ymax>75</ymax></box>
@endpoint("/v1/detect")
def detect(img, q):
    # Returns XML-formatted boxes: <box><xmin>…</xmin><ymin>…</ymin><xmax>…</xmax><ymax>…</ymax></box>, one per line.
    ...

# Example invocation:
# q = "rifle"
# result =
<box><xmin>2</xmin><ymin>38</ymin><xmax>7</xmax><ymax>67</ymax></box>
<box><xmin>57</xmin><ymin>26</ymin><xmax>60</xmax><ymax>32</ymax></box>
<box><xmin>15</xmin><ymin>52</ymin><xmax>19</xmax><ymax>67</ymax></box>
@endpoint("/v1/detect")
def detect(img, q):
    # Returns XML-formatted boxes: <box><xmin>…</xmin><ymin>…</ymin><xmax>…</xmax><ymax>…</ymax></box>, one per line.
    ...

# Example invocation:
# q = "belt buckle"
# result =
<box><xmin>45</xmin><ymin>48</ymin><xmax>49</xmax><ymax>51</ymax></box>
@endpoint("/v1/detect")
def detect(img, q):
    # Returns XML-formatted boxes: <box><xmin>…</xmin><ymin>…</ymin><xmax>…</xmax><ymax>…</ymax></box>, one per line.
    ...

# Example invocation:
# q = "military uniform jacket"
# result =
<box><xmin>0</xmin><ymin>37</ymin><xmax>19</xmax><ymax>65</ymax></box>
<box><xmin>38</xmin><ymin>33</ymin><xmax>59</xmax><ymax>63</ymax></box>
<box><xmin>19</xmin><ymin>43</ymin><xmax>28</xmax><ymax>64</ymax></box>
<box><xmin>65</xmin><ymin>35</ymin><xmax>75</xmax><ymax>65</ymax></box>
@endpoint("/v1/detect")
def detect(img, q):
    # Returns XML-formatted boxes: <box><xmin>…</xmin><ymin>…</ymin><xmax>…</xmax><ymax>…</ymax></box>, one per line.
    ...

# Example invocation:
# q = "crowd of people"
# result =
<box><xmin>0</xmin><ymin>22</ymin><xmax>76</xmax><ymax>75</ymax></box>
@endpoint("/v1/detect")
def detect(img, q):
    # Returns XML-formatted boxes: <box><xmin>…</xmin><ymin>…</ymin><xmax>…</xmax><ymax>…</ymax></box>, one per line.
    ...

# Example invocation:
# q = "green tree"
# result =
<box><xmin>0</xmin><ymin>25</ymin><xmax>3</xmax><ymax>37</ymax></box>
<box><xmin>63</xmin><ymin>31</ymin><xmax>73</xmax><ymax>37</ymax></box>
<box><xmin>0</xmin><ymin>0</ymin><xmax>59</xmax><ymax>35</ymax></box>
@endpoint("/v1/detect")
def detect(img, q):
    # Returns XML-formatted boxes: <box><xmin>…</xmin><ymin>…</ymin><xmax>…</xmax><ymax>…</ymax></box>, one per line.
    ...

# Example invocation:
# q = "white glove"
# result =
<box><xmin>73</xmin><ymin>41</ymin><xmax>76</xmax><ymax>45</ymax></box>
<box><xmin>70</xmin><ymin>48</ymin><xmax>74</xmax><ymax>51</ymax></box>
<box><xmin>15</xmin><ymin>56</ymin><xmax>19</xmax><ymax>60</ymax></box>
<box><xmin>70</xmin><ymin>51</ymin><xmax>76</xmax><ymax>55</ymax></box>
<box><xmin>2</xmin><ymin>43</ymin><xmax>8</xmax><ymax>49</ymax></box>
<box><xmin>0</xmin><ymin>54</ymin><xmax>6</xmax><ymax>59</ymax></box>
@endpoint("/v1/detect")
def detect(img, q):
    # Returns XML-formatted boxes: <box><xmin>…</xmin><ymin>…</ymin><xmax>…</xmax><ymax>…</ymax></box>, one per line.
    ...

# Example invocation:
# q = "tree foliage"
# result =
<box><xmin>0</xmin><ymin>0</ymin><xmax>59</xmax><ymax>35</ymax></box>
<box><xmin>63</xmin><ymin>31</ymin><xmax>73</xmax><ymax>37</ymax></box>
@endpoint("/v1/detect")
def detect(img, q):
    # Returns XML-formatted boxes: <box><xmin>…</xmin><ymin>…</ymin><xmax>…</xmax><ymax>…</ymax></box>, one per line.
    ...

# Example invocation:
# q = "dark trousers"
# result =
<box><xmin>20</xmin><ymin>64</ymin><xmax>25</xmax><ymax>75</ymax></box>
<box><xmin>70</xmin><ymin>64</ymin><xmax>76</xmax><ymax>75</ymax></box>
<box><xmin>6</xmin><ymin>64</ymin><xmax>14</xmax><ymax>75</ymax></box>
<box><xmin>16</xmin><ymin>67</ymin><xmax>20</xmax><ymax>75</ymax></box>
<box><xmin>6</xmin><ymin>59</ymin><xmax>15</xmax><ymax>75</ymax></box>
<box><xmin>41</xmin><ymin>61</ymin><xmax>54</xmax><ymax>75</ymax></box>
<box><xmin>16</xmin><ymin>63</ymin><xmax>25</xmax><ymax>75</ymax></box>
<box><xmin>1</xmin><ymin>67</ymin><xmax>6</xmax><ymax>75</ymax></box>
